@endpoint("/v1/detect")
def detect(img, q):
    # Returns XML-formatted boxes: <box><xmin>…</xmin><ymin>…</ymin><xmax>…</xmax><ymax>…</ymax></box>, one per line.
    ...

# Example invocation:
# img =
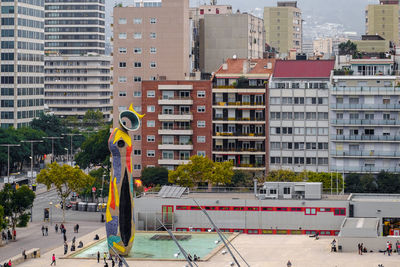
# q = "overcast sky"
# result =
<box><xmin>106</xmin><ymin>0</ymin><xmax>381</xmax><ymax>40</ymax></box>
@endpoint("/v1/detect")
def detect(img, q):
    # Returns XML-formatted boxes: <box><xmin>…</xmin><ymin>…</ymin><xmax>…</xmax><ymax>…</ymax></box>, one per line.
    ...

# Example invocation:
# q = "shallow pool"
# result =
<box><xmin>72</xmin><ymin>232</ymin><xmax>229</xmax><ymax>260</ymax></box>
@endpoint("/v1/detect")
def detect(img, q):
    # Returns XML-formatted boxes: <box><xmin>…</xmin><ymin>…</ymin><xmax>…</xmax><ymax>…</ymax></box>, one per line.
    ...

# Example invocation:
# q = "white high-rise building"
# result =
<box><xmin>0</xmin><ymin>0</ymin><xmax>45</xmax><ymax>128</ymax></box>
<box><xmin>44</xmin><ymin>0</ymin><xmax>112</xmax><ymax>119</ymax></box>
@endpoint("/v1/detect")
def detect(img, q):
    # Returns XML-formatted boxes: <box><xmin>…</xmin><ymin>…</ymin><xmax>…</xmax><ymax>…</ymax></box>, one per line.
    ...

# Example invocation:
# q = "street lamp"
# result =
<box><xmin>42</xmin><ymin>136</ymin><xmax>64</xmax><ymax>163</ymax></box>
<box><xmin>49</xmin><ymin>202</ymin><xmax>53</xmax><ymax>226</ymax></box>
<box><xmin>20</xmin><ymin>140</ymin><xmax>43</xmax><ymax>187</ymax></box>
<box><xmin>62</xmin><ymin>133</ymin><xmax>81</xmax><ymax>166</ymax></box>
<box><xmin>64</xmin><ymin>148</ymin><xmax>69</xmax><ymax>165</ymax></box>
<box><xmin>0</xmin><ymin>144</ymin><xmax>21</xmax><ymax>181</ymax></box>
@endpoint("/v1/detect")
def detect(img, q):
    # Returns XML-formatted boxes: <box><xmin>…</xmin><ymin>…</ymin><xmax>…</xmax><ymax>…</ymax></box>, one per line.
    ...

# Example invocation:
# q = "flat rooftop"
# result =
<box><xmin>342</xmin><ymin>217</ymin><xmax>379</xmax><ymax>229</ymax></box>
<box><xmin>349</xmin><ymin>193</ymin><xmax>400</xmax><ymax>202</ymax></box>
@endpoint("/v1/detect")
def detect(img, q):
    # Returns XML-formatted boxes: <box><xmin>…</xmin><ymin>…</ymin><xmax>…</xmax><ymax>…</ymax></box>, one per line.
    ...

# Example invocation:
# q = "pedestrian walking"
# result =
<box><xmin>118</xmin><ymin>259</ymin><xmax>122</xmax><ymax>267</ymax></box>
<box><xmin>45</xmin><ymin>226</ymin><xmax>48</xmax><ymax>236</ymax></box>
<box><xmin>111</xmin><ymin>258</ymin><xmax>115</xmax><ymax>267</ymax></box>
<box><xmin>7</xmin><ymin>260</ymin><xmax>11</xmax><ymax>266</ymax></box>
<box><xmin>55</xmin><ymin>224</ymin><xmax>58</xmax><ymax>234</ymax></box>
<box><xmin>396</xmin><ymin>240</ymin><xmax>400</xmax><ymax>255</ymax></box>
<box><xmin>64</xmin><ymin>242</ymin><xmax>68</xmax><ymax>255</ymax></box>
<box><xmin>103</xmin><ymin>252</ymin><xmax>107</xmax><ymax>262</ymax></box>
<box><xmin>50</xmin><ymin>254</ymin><xmax>56</xmax><ymax>266</ymax></box>
<box><xmin>76</xmin><ymin>224</ymin><xmax>79</xmax><ymax>233</ymax></box>
<box><xmin>97</xmin><ymin>251</ymin><xmax>100</xmax><ymax>263</ymax></box>
<box><xmin>63</xmin><ymin>233</ymin><xmax>67</xmax><ymax>242</ymax></box>
<box><xmin>41</xmin><ymin>226</ymin><xmax>45</xmax><ymax>236</ymax></box>
<box><xmin>386</xmin><ymin>241</ymin><xmax>390</xmax><ymax>256</ymax></box>
<box><xmin>360</xmin><ymin>243</ymin><xmax>363</xmax><ymax>255</ymax></box>
<box><xmin>357</xmin><ymin>243</ymin><xmax>360</xmax><ymax>255</ymax></box>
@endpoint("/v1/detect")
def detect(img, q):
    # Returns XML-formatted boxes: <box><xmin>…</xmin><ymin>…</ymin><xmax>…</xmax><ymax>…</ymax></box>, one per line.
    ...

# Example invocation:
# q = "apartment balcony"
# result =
<box><xmin>330</xmin><ymin>150</ymin><xmax>400</xmax><ymax>158</ymax></box>
<box><xmin>158</xmin><ymin>143</ymin><xmax>193</xmax><ymax>150</ymax></box>
<box><xmin>331</xmin><ymin>104</ymin><xmax>400</xmax><ymax>111</ymax></box>
<box><xmin>331</xmin><ymin>87</ymin><xmax>400</xmax><ymax>95</ymax></box>
<box><xmin>330</xmin><ymin>166</ymin><xmax>400</xmax><ymax>173</ymax></box>
<box><xmin>331</xmin><ymin>135</ymin><xmax>400</xmax><ymax>142</ymax></box>
<box><xmin>213</xmin><ymin>116</ymin><xmax>265</xmax><ymax>124</ymax></box>
<box><xmin>158</xmin><ymin>127</ymin><xmax>193</xmax><ymax>135</ymax></box>
<box><xmin>212</xmin><ymin>147</ymin><xmax>265</xmax><ymax>155</ymax></box>
<box><xmin>158</xmin><ymin>159</ymin><xmax>190</xmax><ymax>165</ymax></box>
<box><xmin>158</xmin><ymin>112</ymin><xmax>193</xmax><ymax>121</ymax></box>
<box><xmin>331</xmin><ymin>119</ymin><xmax>400</xmax><ymax>126</ymax></box>
<box><xmin>212</xmin><ymin>101</ymin><xmax>265</xmax><ymax>108</ymax></box>
<box><xmin>158</xmin><ymin>97</ymin><xmax>193</xmax><ymax>105</ymax></box>
<box><xmin>213</xmin><ymin>132</ymin><xmax>265</xmax><ymax>140</ymax></box>
<box><xmin>234</xmin><ymin>163</ymin><xmax>266</xmax><ymax>171</ymax></box>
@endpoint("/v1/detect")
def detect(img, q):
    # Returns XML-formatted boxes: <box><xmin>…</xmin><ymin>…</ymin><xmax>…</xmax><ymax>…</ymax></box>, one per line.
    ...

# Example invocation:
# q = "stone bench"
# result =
<box><xmin>6</xmin><ymin>248</ymin><xmax>40</xmax><ymax>266</ymax></box>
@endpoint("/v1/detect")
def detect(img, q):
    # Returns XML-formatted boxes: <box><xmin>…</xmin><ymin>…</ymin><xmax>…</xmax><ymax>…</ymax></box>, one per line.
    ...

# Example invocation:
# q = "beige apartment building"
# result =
<box><xmin>199</xmin><ymin>13</ymin><xmax>265</xmax><ymax>74</ymax></box>
<box><xmin>264</xmin><ymin>1</ymin><xmax>302</xmax><ymax>56</ymax></box>
<box><xmin>366</xmin><ymin>0</ymin><xmax>400</xmax><ymax>45</ymax></box>
<box><xmin>113</xmin><ymin>0</ymin><xmax>191</xmax><ymax>177</ymax></box>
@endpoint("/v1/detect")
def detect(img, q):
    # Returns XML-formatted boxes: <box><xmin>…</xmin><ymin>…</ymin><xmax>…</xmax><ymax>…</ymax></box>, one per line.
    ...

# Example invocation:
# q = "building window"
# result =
<box><xmin>162</xmin><ymin>151</ymin><xmax>174</xmax><ymax>159</ymax></box>
<box><xmin>147</xmin><ymin>90</ymin><xmax>155</xmax><ymax>98</ymax></box>
<box><xmin>118</xmin><ymin>76</ymin><xmax>127</xmax><ymax>83</ymax></box>
<box><xmin>134</xmin><ymin>48</ymin><xmax>142</xmax><ymax>54</ymax></box>
<box><xmin>197</xmin><ymin>151</ymin><xmax>206</xmax><ymax>157</ymax></box>
<box><xmin>134</xmin><ymin>76</ymin><xmax>142</xmax><ymax>82</ymax></box>
<box><xmin>197</xmin><ymin>136</ymin><xmax>206</xmax><ymax>143</ymax></box>
<box><xmin>147</xmin><ymin>106</ymin><xmax>155</xmax><ymax>112</ymax></box>
<box><xmin>147</xmin><ymin>150</ymin><xmax>155</xmax><ymax>157</ymax></box>
<box><xmin>134</xmin><ymin>32</ymin><xmax>142</xmax><ymax>39</ymax></box>
<box><xmin>147</xmin><ymin>135</ymin><xmax>155</xmax><ymax>142</ymax></box>
<box><xmin>134</xmin><ymin>150</ymin><xmax>141</xmax><ymax>155</ymax></box>
<box><xmin>118</xmin><ymin>18</ymin><xmax>127</xmax><ymax>24</ymax></box>
<box><xmin>150</xmin><ymin>47</ymin><xmax>157</xmax><ymax>54</ymax></box>
<box><xmin>197</xmin><ymin>91</ymin><xmax>205</xmax><ymax>98</ymax></box>
<box><xmin>134</xmin><ymin>62</ymin><xmax>142</xmax><ymax>68</ymax></box>
<box><xmin>134</xmin><ymin>18</ymin><xmax>142</xmax><ymax>24</ymax></box>
<box><xmin>118</xmin><ymin>47</ymin><xmax>127</xmax><ymax>54</ymax></box>
<box><xmin>197</xmin><ymin>121</ymin><xmax>205</xmax><ymax>128</ymax></box>
<box><xmin>133</xmin><ymin>135</ymin><xmax>141</xmax><ymax>140</ymax></box>
<box><xmin>118</xmin><ymin>33</ymin><xmax>127</xmax><ymax>39</ymax></box>
<box><xmin>147</xmin><ymin>121</ymin><xmax>155</xmax><ymax>127</ymax></box>
<box><xmin>133</xmin><ymin>91</ymin><xmax>141</xmax><ymax>97</ymax></box>
<box><xmin>283</xmin><ymin>187</ymin><xmax>291</xmax><ymax>194</ymax></box>
<box><xmin>150</xmin><ymin>62</ymin><xmax>157</xmax><ymax>68</ymax></box>
<box><xmin>150</xmin><ymin>32</ymin><xmax>156</xmax><ymax>39</ymax></box>
<box><xmin>134</xmin><ymin>106</ymin><xmax>142</xmax><ymax>112</ymax></box>
<box><xmin>118</xmin><ymin>106</ymin><xmax>126</xmax><ymax>112</ymax></box>
<box><xmin>118</xmin><ymin>91</ymin><xmax>127</xmax><ymax>97</ymax></box>
<box><xmin>119</xmin><ymin>62</ymin><xmax>126</xmax><ymax>68</ymax></box>
<box><xmin>150</xmin><ymin>76</ymin><xmax>157</xmax><ymax>81</ymax></box>
<box><xmin>133</xmin><ymin>164</ymin><xmax>141</xmax><ymax>170</ymax></box>
<box><xmin>197</xmin><ymin>106</ymin><xmax>205</xmax><ymax>113</ymax></box>
<box><xmin>150</xmin><ymin>18</ymin><xmax>157</xmax><ymax>24</ymax></box>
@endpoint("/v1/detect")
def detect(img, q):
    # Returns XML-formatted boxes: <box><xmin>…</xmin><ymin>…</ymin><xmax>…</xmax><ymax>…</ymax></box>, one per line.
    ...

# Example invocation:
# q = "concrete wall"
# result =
<box><xmin>134</xmin><ymin>197</ymin><xmax>348</xmax><ymax>232</ymax></box>
<box><xmin>338</xmin><ymin>236</ymin><xmax>400</xmax><ymax>252</ymax></box>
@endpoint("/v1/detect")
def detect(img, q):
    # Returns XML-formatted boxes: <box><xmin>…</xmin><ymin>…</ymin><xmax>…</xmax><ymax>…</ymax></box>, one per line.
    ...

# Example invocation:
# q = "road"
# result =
<box><xmin>0</xmin><ymin>188</ymin><xmax>105</xmax><ymax>263</ymax></box>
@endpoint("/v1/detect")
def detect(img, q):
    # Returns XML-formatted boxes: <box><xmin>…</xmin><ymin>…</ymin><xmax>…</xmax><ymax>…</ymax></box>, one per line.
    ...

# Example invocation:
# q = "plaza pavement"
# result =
<box><xmin>10</xmin><ymin>227</ymin><xmax>400</xmax><ymax>267</ymax></box>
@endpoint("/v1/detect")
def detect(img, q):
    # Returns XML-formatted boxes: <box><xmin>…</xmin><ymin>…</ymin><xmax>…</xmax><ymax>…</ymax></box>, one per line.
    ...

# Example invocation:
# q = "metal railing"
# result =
<box><xmin>331</xmin><ymin>87</ymin><xmax>400</xmax><ymax>93</ymax></box>
<box><xmin>330</xmin><ymin>166</ymin><xmax>400</xmax><ymax>173</ymax></box>
<box><xmin>330</xmin><ymin>150</ymin><xmax>400</xmax><ymax>157</ymax></box>
<box><xmin>331</xmin><ymin>119</ymin><xmax>400</xmax><ymax>125</ymax></box>
<box><xmin>331</xmin><ymin>135</ymin><xmax>400</xmax><ymax>141</ymax></box>
<box><xmin>331</xmin><ymin>103</ymin><xmax>400</xmax><ymax>110</ymax></box>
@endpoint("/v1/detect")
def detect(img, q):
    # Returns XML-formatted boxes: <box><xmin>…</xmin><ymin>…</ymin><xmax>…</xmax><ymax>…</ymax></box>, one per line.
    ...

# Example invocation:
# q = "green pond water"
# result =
<box><xmin>73</xmin><ymin>232</ymin><xmax>229</xmax><ymax>260</ymax></box>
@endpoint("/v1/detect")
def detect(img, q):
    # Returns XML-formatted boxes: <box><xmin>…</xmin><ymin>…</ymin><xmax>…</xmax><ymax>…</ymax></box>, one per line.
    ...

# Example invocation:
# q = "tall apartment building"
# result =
<box><xmin>44</xmin><ymin>0</ymin><xmax>112</xmax><ymax>119</ymax></box>
<box><xmin>199</xmin><ymin>13</ymin><xmax>265</xmax><ymax>74</ymax></box>
<box><xmin>212</xmin><ymin>58</ymin><xmax>275</xmax><ymax>176</ymax></box>
<box><xmin>330</xmin><ymin>56</ymin><xmax>400</xmax><ymax>174</ymax></box>
<box><xmin>0</xmin><ymin>0</ymin><xmax>45</xmax><ymax>128</ymax></box>
<box><xmin>268</xmin><ymin>60</ymin><xmax>335</xmax><ymax>173</ymax></box>
<box><xmin>113</xmin><ymin>0</ymin><xmax>191</xmax><ymax>177</ymax></box>
<box><xmin>190</xmin><ymin>4</ymin><xmax>232</xmax><ymax>72</ymax></box>
<box><xmin>366</xmin><ymin>0</ymin><xmax>400</xmax><ymax>45</ymax></box>
<box><xmin>141</xmin><ymin>81</ymin><xmax>212</xmax><ymax>170</ymax></box>
<box><xmin>264</xmin><ymin>1</ymin><xmax>302</xmax><ymax>56</ymax></box>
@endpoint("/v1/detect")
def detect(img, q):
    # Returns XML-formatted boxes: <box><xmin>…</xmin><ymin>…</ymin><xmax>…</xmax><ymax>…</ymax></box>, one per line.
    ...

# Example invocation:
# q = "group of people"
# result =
<box><xmin>41</xmin><ymin>225</ymin><xmax>49</xmax><ymax>236</ymax></box>
<box><xmin>2</xmin><ymin>260</ymin><xmax>12</xmax><ymax>267</ymax></box>
<box><xmin>97</xmin><ymin>251</ymin><xmax>124</xmax><ymax>267</ymax></box>
<box><xmin>187</xmin><ymin>253</ymin><xmax>200</xmax><ymax>262</ymax></box>
<box><xmin>357</xmin><ymin>243</ymin><xmax>366</xmax><ymax>255</ymax></box>
<box><xmin>384</xmin><ymin>241</ymin><xmax>400</xmax><ymax>256</ymax></box>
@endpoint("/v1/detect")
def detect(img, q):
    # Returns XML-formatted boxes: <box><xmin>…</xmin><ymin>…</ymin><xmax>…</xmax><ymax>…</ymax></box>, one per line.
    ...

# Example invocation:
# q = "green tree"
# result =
<box><xmin>304</xmin><ymin>171</ymin><xmax>344</xmax><ymax>193</ymax></box>
<box><xmin>344</xmin><ymin>173</ymin><xmax>362</xmax><ymax>193</ymax></box>
<box><xmin>376</xmin><ymin>171</ymin><xmax>400</xmax><ymax>193</ymax></box>
<box><xmin>0</xmin><ymin>184</ymin><xmax>35</xmax><ymax>233</ymax></box>
<box><xmin>0</xmin><ymin>205</ymin><xmax>5</xmax><ymax>231</ymax></box>
<box><xmin>168</xmin><ymin>156</ymin><xmax>234</xmax><ymax>187</ymax></box>
<box><xmin>80</xmin><ymin>167</ymin><xmax>109</xmax><ymax>201</ymax></box>
<box><xmin>37</xmin><ymin>162</ymin><xmax>94</xmax><ymax>222</ymax></box>
<box><xmin>141</xmin><ymin>166</ymin><xmax>169</xmax><ymax>187</ymax></box>
<box><xmin>229</xmin><ymin>170</ymin><xmax>253</xmax><ymax>187</ymax></box>
<box><xmin>266</xmin><ymin>169</ymin><xmax>302</xmax><ymax>182</ymax></box>
<box><xmin>338</xmin><ymin>40</ymin><xmax>361</xmax><ymax>58</ymax></box>
<box><xmin>360</xmin><ymin>174</ymin><xmax>378</xmax><ymax>193</ymax></box>
<box><xmin>75</xmin><ymin>127</ymin><xmax>110</xmax><ymax>169</ymax></box>
<box><xmin>82</xmin><ymin>110</ymin><xmax>105</xmax><ymax>128</ymax></box>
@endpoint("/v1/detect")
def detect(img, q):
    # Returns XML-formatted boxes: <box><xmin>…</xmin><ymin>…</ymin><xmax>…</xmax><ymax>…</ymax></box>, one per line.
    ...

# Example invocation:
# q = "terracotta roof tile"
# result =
<box><xmin>215</xmin><ymin>58</ymin><xmax>276</xmax><ymax>76</ymax></box>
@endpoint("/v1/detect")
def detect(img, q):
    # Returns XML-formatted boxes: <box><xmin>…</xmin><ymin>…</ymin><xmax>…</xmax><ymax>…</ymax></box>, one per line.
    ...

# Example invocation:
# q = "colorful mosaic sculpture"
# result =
<box><xmin>106</xmin><ymin>104</ymin><xmax>144</xmax><ymax>255</ymax></box>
